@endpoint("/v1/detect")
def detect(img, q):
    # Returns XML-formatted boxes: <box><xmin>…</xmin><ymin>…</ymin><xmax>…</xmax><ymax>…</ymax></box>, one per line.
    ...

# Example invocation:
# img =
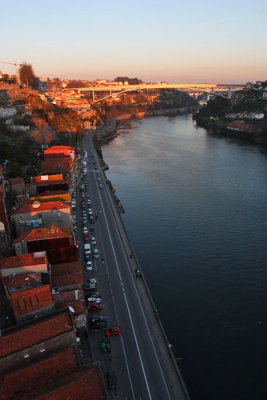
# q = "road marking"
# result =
<box><xmin>91</xmin><ymin>163</ymin><xmax>136</xmax><ymax>400</ymax></box>
<box><xmin>95</xmin><ymin>170</ymin><xmax>153</xmax><ymax>400</ymax></box>
<box><xmin>86</xmin><ymin>137</ymin><xmax>172</xmax><ymax>400</ymax></box>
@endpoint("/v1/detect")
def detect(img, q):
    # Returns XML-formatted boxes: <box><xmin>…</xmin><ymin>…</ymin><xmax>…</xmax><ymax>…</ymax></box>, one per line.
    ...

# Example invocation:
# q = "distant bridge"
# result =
<box><xmin>63</xmin><ymin>83</ymin><xmax>244</xmax><ymax>103</ymax></box>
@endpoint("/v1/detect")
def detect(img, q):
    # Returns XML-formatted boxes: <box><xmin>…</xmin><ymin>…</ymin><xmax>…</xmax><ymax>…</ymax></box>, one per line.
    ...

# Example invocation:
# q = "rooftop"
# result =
<box><xmin>0</xmin><ymin>252</ymin><xmax>47</xmax><ymax>270</ymax></box>
<box><xmin>53</xmin><ymin>291</ymin><xmax>86</xmax><ymax>315</ymax></box>
<box><xmin>31</xmin><ymin>174</ymin><xmax>67</xmax><ymax>186</ymax></box>
<box><xmin>13</xmin><ymin>225</ymin><xmax>72</xmax><ymax>245</ymax></box>
<box><xmin>41</xmin><ymin>158</ymin><xmax>74</xmax><ymax>173</ymax></box>
<box><xmin>44</xmin><ymin>145</ymin><xmax>74</xmax><ymax>153</ymax></box>
<box><xmin>51</xmin><ymin>261</ymin><xmax>82</xmax><ymax>276</ymax></box>
<box><xmin>4</xmin><ymin>272</ymin><xmax>43</xmax><ymax>290</ymax></box>
<box><xmin>11</xmin><ymin>200</ymin><xmax>70</xmax><ymax>215</ymax></box>
<box><xmin>31</xmin><ymin>365</ymin><xmax>106</xmax><ymax>400</ymax></box>
<box><xmin>51</xmin><ymin>272</ymin><xmax>83</xmax><ymax>289</ymax></box>
<box><xmin>1</xmin><ymin>347</ymin><xmax>78</xmax><ymax>400</ymax></box>
<box><xmin>10</xmin><ymin>284</ymin><xmax>53</xmax><ymax>318</ymax></box>
<box><xmin>0</xmin><ymin>311</ymin><xmax>73</xmax><ymax>358</ymax></box>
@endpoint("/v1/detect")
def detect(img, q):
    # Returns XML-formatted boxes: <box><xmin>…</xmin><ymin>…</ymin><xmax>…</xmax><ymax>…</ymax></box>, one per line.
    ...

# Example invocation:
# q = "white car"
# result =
<box><xmin>88</xmin><ymin>208</ymin><xmax>93</xmax><ymax>215</ymax></box>
<box><xmin>86</xmin><ymin>261</ymin><xmax>93</xmax><ymax>271</ymax></box>
<box><xmin>83</xmin><ymin>227</ymin><xmax>88</xmax><ymax>233</ymax></box>
<box><xmin>91</xmin><ymin>236</ymin><xmax>96</xmax><ymax>245</ymax></box>
<box><xmin>87</xmin><ymin>297</ymin><xmax>102</xmax><ymax>303</ymax></box>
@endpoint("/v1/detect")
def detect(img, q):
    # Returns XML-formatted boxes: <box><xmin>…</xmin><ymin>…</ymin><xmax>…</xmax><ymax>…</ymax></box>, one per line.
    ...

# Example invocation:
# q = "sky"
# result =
<box><xmin>1</xmin><ymin>0</ymin><xmax>267</xmax><ymax>83</ymax></box>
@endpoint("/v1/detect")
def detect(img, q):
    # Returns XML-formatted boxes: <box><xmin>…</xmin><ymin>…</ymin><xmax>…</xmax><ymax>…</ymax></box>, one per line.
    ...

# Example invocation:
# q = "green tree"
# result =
<box><xmin>19</xmin><ymin>63</ymin><xmax>35</xmax><ymax>88</ymax></box>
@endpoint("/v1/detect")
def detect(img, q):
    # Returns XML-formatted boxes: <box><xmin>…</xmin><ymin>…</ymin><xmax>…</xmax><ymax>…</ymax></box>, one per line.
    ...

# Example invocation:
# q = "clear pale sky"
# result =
<box><xmin>1</xmin><ymin>0</ymin><xmax>266</xmax><ymax>83</ymax></box>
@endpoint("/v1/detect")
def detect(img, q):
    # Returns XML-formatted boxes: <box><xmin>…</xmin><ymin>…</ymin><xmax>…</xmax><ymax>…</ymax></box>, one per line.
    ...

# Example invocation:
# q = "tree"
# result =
<box><xmin>19</xmin><ymin>63</ymin><xmax>35</xmax><ymax>88</ymax></box>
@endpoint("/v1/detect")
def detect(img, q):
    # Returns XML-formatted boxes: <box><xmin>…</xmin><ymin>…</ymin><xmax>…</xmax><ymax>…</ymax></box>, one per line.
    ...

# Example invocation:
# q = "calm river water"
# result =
<box><xmin>102</xmin><ymin>115</ymin><xmax>267</xmax><ymax>400</ymax></box>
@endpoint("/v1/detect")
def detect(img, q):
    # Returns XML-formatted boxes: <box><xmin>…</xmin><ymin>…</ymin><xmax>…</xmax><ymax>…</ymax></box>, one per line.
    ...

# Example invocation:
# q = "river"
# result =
<box><xmin>102</xmin><ymin>114</ymin><xmax>267</xmax><ymax>400</ymax></box>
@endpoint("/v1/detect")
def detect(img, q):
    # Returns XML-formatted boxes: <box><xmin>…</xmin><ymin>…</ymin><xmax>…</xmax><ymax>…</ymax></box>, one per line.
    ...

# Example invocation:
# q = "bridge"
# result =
<box><xmin>64</xmin><ymin>83</ymin><xmax>243</xmax><ymax>103</ymax></box>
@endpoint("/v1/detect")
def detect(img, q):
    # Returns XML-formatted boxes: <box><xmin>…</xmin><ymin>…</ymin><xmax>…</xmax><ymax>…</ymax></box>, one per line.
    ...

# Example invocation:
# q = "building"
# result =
<box><xmin>51</xmin><ymin>260</ymin><xmax>82</xmax><ymax>276</ymax></box>
<box><xmin>22</xmin><ymin>192</ymin><xmax>71</xmax><ymax>207</ymax></box>
<box><xmin>30</xmin><ymin>173</ymin><xmax>69</xmax><ymax>195</ymax></box>
<box><xmin>13</xmin><ymin>224</ymin><xmax>77</xmax><ymax>263</ymax></box>
<box><xmin>0</xmin><ymin>185</ymin><xmax>9</xmax><ymax>231</ymax></box>
<box><xmin>51</xmin><ymin>272</ymin><xmax>83</xmax><ymax>292</ymax></box>
<box><xmin>10</xmin><ymin>284</ymin><xmax>54</xmax><ymax>323</ymax></box>
<box><xmin>0</xmin><ymin>310</ymin><xmax>76</xmax><ymax>375</ymax></box>
<box><xmin>11</xmin><ymin>200</ymin><xmax>72</xmax><ymax>236</ymax></box>
<box><xmin>0</xmin><ymin>252</ymin><xmax>48</xmax><ymax>278</ymax></box>
<box><xmin>43</xmin><ymin>145</ymin><xmax>75</xmax><ymax>160</ymax></box>
<box><xmin>10</xmin><ymin>177</ymin><xmax>25</xmax><ymax>195</ymax></box>
<box><xmin>53</xmin><ymin>290</ymin><xmax>86</xmax><ymax>329</ymax></box>
<box><xmin>3</xmin><ymin>272</ymin><xmax>46</xmax><ymax>293</ymax></box>
<box><xmin>0</xmin><ymin>347</ymin><xmax>79</xmax><ymax>400</ymax></box>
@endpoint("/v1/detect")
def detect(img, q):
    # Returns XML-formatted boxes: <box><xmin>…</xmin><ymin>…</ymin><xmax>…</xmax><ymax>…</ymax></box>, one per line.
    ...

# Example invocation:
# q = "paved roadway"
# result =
<box><xmin>75</xmin><ymin>135</ymin><xmax>188</xmax><ymax>400</ymax></box>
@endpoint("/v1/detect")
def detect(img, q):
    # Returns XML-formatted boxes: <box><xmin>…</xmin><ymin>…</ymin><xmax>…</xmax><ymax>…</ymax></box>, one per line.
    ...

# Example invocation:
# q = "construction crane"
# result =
<box><xmin>0</xmin><ymin>61</ymin><xmax>21</xmax><ymax>84</ymax></box>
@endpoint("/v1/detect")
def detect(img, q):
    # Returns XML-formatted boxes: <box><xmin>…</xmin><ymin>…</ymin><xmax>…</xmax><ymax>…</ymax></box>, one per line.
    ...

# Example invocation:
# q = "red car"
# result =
<box><xmin>87</xmin><ymin>302</ymin><xmax>103</xmax><ymax>311</ymax></box>
<box><xmin>84</xmin><ymin>233</ymin><xmax>89</xmax><ymax>241</ymax></box>
<box><xmin>104</xmin><ymin>327</ymin><xmax>122</xmax><ymax>337</ymax></box>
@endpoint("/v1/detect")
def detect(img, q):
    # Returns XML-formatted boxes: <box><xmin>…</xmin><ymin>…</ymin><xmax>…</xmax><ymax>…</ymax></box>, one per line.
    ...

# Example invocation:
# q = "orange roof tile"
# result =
<box><xmin>4</xmin><ymin>273</ymin><xmax>43</xmax><ymax>289</ymax></box>
<box><xmin>0</xmin><ymin>347</ymin><xmax>79</xmax><ymax>400</ymax></box>
<box><xmin>41</xmin><ymin>158</ymin><xmax>73</xmax><ymax>173</ymax></box>
<box><xmin>10</xmin><ymin>284</ymin><xmax>53</xmax><ymax>318</ymax></box>
<box><xmin>51</xmin><ymin>272</ymin><xmax>83</xmax><ymax>288</ymax></box>
<box><xmin>11</xmin><ymin>200</ymin><xmax>70</xmax><ymax>215</ymax></box>
<box><xmin>32</xmin><ymin>366</ymin><xmax>106</xmax><ymax>400</ymax></box>
<box><xmin>0</xmin><ymin>253</ymin><xmax>47</xmax><ymax>269</ymax></box>
<box><xmin>0</xmin><ymin>311</ymin><xmax>73</xmax><ymax>358</ymax></box>
<box><xmin>13</xmin><ymin>225</ymin><xmax>72</xmax><ymax>245</ymax></box>
<box><xmin>53</xmin><ymin>291</ymin><xmax>86</xmax><ymax>315</ymax></box>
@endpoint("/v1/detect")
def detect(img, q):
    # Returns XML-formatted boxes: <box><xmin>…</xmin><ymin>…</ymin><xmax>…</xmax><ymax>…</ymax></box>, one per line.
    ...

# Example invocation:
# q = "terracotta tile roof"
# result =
<box><xmin>53</xmin><ymin>291</ymin><xmax>86</xmax><ymax>315</ymax></box>
<box><xmin>31</xmin><ymin>173</ymin><xmax>64</xmax><ymax>183</ymax></box>
<box><xmin>0</xmin><ymin>253</ymin><xmax>47</xmax><ymax>269</ymax></box>
<box><xmin>51</xmin><ymin>261</ymin><xmax>82</xmax><ymax>276</ymax></box>
<box><xmin>10</xmin><ymin>177</ymin><xmax>25</xmax><ymax>185</ymax></box>
<box><xmin>27</xmin><ymin>193</ymin><xmax>71</xmax><ymax>204</ymax></box>
<box><xmin>0</xmin><ymin>311</ymin><xmax>73</xmax><ymax>357</ymax></box>
<box><xmin>4</xmin><ymin>272</ymin><xmax>43</xmax><ymax>289</ymax></box>
<box><xmin>51</xmin><ymin>272</ymin><xmax>83</xmax><ymax>289</ymax></box>
<box><xmin>13</xmin><ymin>225</ymin><xmax>72</xmax><ymax>245</ymax></box>
<box><xmin>32</xmin><ymin>365</ymin><xmax>106</xmax><ymax>400</ymax></box>
<box><xmin>43</xmin><ymin>146</ymin><xmax>75</xmax><ymax>157</ymax></box>
<box><xmin>0</xmin><ymin>347</ymin><xmax>79</xmax><ymax>400</ymax></box>
<box><xmin>44</xmin><ymin>145</ymin><xmax>74</xmax><ymax>152</ymax></box>
<box><xmin>41</xmin><ymin>158</ymin><xmax>73</xmax><ymax>173</ymax></box>
<box><xmin>11</xmin><ymin>200</ymin><xmax>69</xmax><ymax>216</ymax></box>
<box><xmin>10</xmin><ymin>284</ymin><xmax>53</xmax><ymax>318</ymax></box>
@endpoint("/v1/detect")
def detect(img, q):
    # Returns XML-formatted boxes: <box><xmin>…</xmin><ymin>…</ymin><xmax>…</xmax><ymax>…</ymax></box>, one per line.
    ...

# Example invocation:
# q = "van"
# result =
<box><xmin>84</xmin><ymin>243</ymin><xmax>91</xmax><ymax>251</ymax></box>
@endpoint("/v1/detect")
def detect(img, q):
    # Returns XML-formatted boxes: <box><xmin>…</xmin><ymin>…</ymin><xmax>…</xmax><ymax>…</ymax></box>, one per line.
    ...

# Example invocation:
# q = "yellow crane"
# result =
<box><xmin>0</xmin><ymin>61</ymin><xmax>21</xmax><ymax>84</ymax></box>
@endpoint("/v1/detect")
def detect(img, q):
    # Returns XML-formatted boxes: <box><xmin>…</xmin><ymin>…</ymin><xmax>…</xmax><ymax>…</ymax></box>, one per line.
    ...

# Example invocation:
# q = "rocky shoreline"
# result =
<box><xmin>194</xmin><ymin>114</ymin><xmax>267</xmax><ymax>145</ymax></box>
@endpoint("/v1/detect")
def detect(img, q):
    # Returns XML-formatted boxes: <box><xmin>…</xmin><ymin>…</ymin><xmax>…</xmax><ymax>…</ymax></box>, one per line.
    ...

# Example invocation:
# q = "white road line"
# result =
<box><xmin>96</xmin><ymin>181</ymin><xmax>153</xmax><ymax>400</ymax></box>
<box><xmin>87</xmin><ymin>137</ymin><xmax>172</xmax><ymax>400</ymax></box>
<box><xmin>90</xmin><ymin>160</ymin><xmax>136</xmax><ymax>400</ymax></box>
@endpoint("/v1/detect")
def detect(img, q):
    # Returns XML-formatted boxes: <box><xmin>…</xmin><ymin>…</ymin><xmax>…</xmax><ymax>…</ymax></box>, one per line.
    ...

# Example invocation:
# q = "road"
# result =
<box><xmin>75</xmin><ymin>134</ymin><xmax>188</xmax><ymax>400</ymax></box>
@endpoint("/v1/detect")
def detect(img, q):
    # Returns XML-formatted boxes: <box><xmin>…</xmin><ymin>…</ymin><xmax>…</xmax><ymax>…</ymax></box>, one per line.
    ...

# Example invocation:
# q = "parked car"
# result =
<box><xmin>86</xmin><ymin>261</ymin><xmax>92</xmax><ymax>271</ymax></box>
<box><xmin>90</xmin><ymin>320</ymin><xmax>107</xmax><ymax>331</ymax></box>
<box><xmin>106</xmin><ymin>370</ymin><xmax>117</xmax><ymax>390</ymax></box>
<box><xmin>83</xmin><ymin>227</ymin><xmax>88</xmax><ymax>233</ymax></box>
<box><xmin>88</xmin><ymin>208</ymin><xmax>93</xmax><ymax>215</ymax></box>
<box><xmin>89</xmin><ymin>226</ymin><xmax>95</xmax><ymax>234</ymax></box>
<box><xmin>89</xmin><ymin>315</ymin><xmax>107</xmax><ymax>323</ymax></box>
<box><xmin>91</xmin><ymin>236</ymin><xmax>96</xmax><ymax>245</ymax></box>
<box><xmin>89</xmin><ymin>216</ymin><xmax>95</xmax><ymax>224</ymax></box>
<box><xmin>89</xmin><ymin>291</ymin><xmax>102</xmax><ymax>298</ymax></box>
<box><xmin>87</xmin><ymin>297</ymin><xmax>102</xmax><ymax>303</ymax></box>
<box><xmin>105</xmin><ymin>327</ymin><xmax>121</xmax><ymax>337</ymax></box>
<box><xmin>82</xmin><ymin>210</ymin><xmax>87</xmax><ymax>217</ymax></box>
<box><xmin>84</xmin><ymin>251</ymin><xmax>91</xmax><ymax>260</ymax></box>
<box><xmin>87</xmin><ymin>302</ymin><xmax>103</xmax><ymax>311</ymax></box>
<box><xmin>93</xmin><ymin>249</ymin><xmax>99</xmax><ymax>259</ymax></box>
<box><xmin>84</xmin><ymin>233</ymin><xmax>89</xmax><ymax>241</ymax></box>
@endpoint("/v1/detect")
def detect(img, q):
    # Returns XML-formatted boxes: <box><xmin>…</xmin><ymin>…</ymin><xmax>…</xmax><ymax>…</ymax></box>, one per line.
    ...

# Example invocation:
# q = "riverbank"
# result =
<box><xmin>194</xmin><ymin>114</ymin><xmax>267</xmax><ymax>145</ymax></box>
